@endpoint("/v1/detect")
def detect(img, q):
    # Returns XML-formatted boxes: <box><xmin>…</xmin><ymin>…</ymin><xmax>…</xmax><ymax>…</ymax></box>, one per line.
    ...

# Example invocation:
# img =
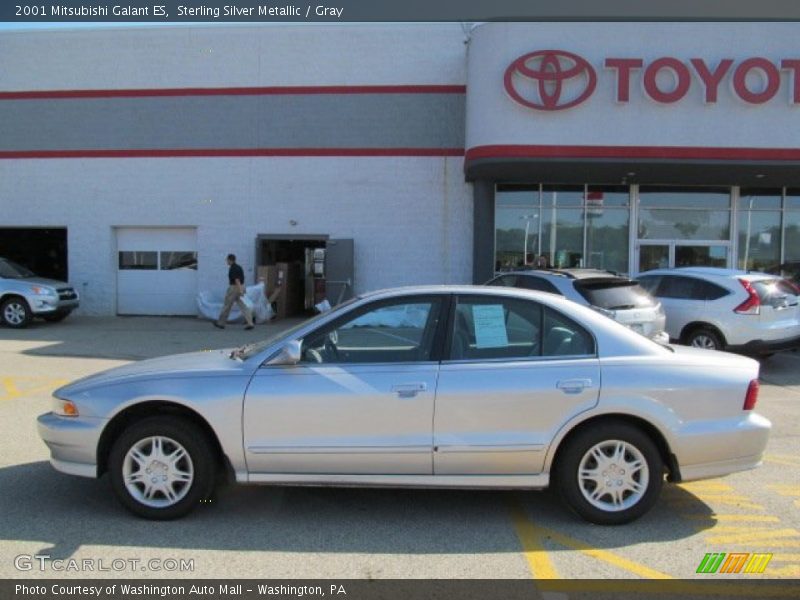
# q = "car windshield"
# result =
<box><xmin>231</xmin><ymin>296</ymin><xmax>362</xmax><ymax>360</ymax></box>
<box><xmin>574</xmin><ymin>279</ymin><xmax>656</xmax><ymax>310</ymax></box>
<box><xmin>0</xmin><ymin>258</ymin><xmax>36</xmax><ymax>279</ymax></box>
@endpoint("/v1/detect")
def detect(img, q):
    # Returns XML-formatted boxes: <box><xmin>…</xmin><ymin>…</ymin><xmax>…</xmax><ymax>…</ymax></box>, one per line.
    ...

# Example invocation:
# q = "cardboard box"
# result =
<box><xmin>256</xmin><ymin>265</ymin><xmax>279</xmax><ymax>297</ymax></box>
<box><xmin>275</xmin><ymin>261</ymin><xmax>303</xmax><ymax>318</ymax></box>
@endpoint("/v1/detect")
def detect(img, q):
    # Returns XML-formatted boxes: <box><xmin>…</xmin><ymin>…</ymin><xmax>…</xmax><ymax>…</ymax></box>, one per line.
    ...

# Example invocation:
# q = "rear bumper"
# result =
<box><xmin>37</xmin><ymin>412</ymin><xmax>105</xmax><ymax>478</ymax></box>
<box><xmin>727</xmin><ymin>334</ymin><xmax>800</xmax><ymax>355</ymax></box>
<box><xmin>673</xmin><ymin>412</ymin><xmax>771</xmax><ymax>482</ymax></box>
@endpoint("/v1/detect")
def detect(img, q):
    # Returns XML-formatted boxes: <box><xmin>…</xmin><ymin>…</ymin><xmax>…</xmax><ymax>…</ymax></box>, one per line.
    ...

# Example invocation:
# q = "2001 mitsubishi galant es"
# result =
<box><xmin>38</xmin><ymin>286</ymin><xmax>770</xmax><ymax>524</ymax></box>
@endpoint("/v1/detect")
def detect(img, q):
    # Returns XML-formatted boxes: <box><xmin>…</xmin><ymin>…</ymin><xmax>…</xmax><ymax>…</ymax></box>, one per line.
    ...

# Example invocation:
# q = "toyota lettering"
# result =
<box><xmin>505</xmin><ymin>50</ymin><xmax>800</xmax><ymax>110</ymax></box>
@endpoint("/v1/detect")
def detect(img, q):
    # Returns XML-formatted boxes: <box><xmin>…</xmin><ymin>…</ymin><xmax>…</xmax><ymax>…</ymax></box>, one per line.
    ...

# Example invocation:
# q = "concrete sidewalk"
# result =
<box><xmin>0</xmin><ymin>315</ymin><xmax>302</xmax><ymax>361</ymax></box>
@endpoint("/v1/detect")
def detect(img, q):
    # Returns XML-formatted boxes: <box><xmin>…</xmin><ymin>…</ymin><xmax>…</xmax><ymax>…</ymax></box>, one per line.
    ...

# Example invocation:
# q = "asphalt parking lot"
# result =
<box><xmin>0</xmin><ymin>316</ymin><xmax>799</xmax><ymax>589</ymax></box>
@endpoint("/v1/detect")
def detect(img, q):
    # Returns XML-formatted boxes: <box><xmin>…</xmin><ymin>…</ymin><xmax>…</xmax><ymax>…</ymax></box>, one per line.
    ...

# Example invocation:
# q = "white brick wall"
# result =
<box><xmin>0</xmin><ymin>24</ymin><xmax>473</xmax><ymax>315</ymax></box>
<box><xmin>0</xmin><ymin>157</ymin><xmax>473</xmax><ymax>315</ymax></box>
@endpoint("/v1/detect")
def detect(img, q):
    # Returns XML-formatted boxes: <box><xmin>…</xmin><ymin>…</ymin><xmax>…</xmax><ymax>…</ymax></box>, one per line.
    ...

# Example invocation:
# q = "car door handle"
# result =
<box><xmin>556</xmin><ymin>379</ymin><xmax>593</xmax><ymax>394</ymax></box>
<box><xmin>391</xmin><ymin>383</ymin><xmax>427</xmax><ymax>398</ymax></box>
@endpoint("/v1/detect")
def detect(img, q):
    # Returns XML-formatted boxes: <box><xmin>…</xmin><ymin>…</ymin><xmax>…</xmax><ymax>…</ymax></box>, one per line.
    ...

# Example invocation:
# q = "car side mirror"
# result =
<box><xmin>266</xmin><ymin>339</ymin><xmax>302</xmax><ymax>366</ymax></box>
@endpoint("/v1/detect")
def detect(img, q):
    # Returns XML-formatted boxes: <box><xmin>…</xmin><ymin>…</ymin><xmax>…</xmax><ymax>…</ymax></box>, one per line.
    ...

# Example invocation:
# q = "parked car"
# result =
<box><xmin>637</xmin><ymin>267</ymin><xmax>800</xmax><ymax>354</ymax></box>
<box><xmin>38</xmin><ymin>285</ymin><xmax>769</xmax><ymax>524</ymax></box>
<box><xmin>487</xmin><ymin>269</ymin><xmax>668</xmax><ymax>343</ymax></box>
<box><xmin>0</xmin><ymin>257</ymin><xmax>79</xmax><ymax>328</ymax></box>
<box><xmin>764</xmin><ymin>261</ymin><xmax>800</xmax><ymax>288</ymax></box>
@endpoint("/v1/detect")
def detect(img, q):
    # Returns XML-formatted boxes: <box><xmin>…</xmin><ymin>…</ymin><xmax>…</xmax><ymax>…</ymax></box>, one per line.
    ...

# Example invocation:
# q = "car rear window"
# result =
<box><xmin>751</xmin><ymin>279</ymin><xmax>799</xmax><ymax>303</ymax></box>
<box><xmin>574</xmin><ymin>280</ymin><xmax>656</xmax><ymax>309</ymax></box>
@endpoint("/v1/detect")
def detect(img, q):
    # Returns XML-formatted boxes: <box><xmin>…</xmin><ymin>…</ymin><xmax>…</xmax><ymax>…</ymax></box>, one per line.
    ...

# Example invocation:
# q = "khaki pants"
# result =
<box><xmin>216</xmin><ymin>285</ymin><xmax>254</xmax><ymax>326</ymax></box>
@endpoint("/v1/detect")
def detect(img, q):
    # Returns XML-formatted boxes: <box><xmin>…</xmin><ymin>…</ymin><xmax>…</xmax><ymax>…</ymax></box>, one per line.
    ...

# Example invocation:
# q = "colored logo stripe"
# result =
<box><xmin>696</xmin><ymin>552</ymin><xmax>773</xmax><ymax>574</ymax></box>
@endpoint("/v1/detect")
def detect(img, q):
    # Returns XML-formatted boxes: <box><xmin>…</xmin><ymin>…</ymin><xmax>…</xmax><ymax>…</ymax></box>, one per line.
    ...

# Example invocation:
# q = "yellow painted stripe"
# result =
<box><xmin>669</xmin><ymin>498</ymin><xmax>765</xmax><ymax>510</ymax></box>
<box><xmin>764</xmin><ymin>456</ymin><xmax>800</xmax><ymax>467</ymax></box>
<box><xmin>535</xmin><ymin>525</ymin><xmax>673</xmax><ymax>579</ymax></box>
<box><xmin>705</xmin><ymin>528</ymin><xmax>800</xmax><ymax>544</ymax></box>
<box><xmin>509</xmin><ymin>505</ymin><xmax>559</xmax><ymax>579</ymax></box>
<box><xmin>538</xmin><ymin>580</ymin><xmax>800</xmax><ymax>597</ymax></box>
<box><xmin>683</xmin><ymin>514</ymin><xmax>780</xmax><ymax>523</ymax></box>
<box><xmin>768</xmin><ymin>485</ymin><xmax>800</xmax><ymax>497</ymax></box>
<box><xmin>677</xmin><ymin>483</ymin><xmax>735</xmax><ymax>492</ymax></box>
<box><xmin>0</xmin><ymin>377</ymin><xmax>21</xmax><ymax>401</ymax></box>
<box><xmin>702</xmin><ymin>526</ymin><xmax>786</xmax><ymax>533</ymax></box>
<box><xmin>771</xmin><ymin>554</ymin><xmax>800</xmax><ymax>561</ymax></box>
<box><xmin>0</xmin><ymin>378</ymin><xmax>68</xmax><ymax>401</ymax></box>
<box><xmin>760</xmin><ymin>540</ymin><xmax>800</xmax><ymax>548</ymax></box>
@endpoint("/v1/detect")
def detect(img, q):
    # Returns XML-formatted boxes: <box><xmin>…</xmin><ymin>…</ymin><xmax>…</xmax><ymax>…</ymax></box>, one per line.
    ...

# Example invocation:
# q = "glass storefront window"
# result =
<box><xmin>541</xmin><ymin>185</ymin><xmax>585</xmax><ymax>268</ymax></box>
<box><xmin>638</xmin><ymin>187</ymin><xmax>731</xmax><ymax>241</ymax></box>
<box><xmin>585</xmin><ymin>186</ymin><xmax>629</xmax><ymax>274</ymax></box>
<box><xmin>738</xmin><ymin>189</ymin><xmax>782</xmax><ymax>271</ymax></box>
<box><xmin>785</xmin><ymin>209</ymin><xmax>800</xmax><ymax>262</ymax></box>
<box><xmin>495</xmin><ymin>186</ymin><xmax>540</xmax><ymax>270</ymax></box>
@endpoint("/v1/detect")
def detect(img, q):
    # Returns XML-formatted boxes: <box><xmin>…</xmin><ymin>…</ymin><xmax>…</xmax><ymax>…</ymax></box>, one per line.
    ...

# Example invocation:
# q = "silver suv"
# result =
<box><xmin>0</xmin><ymin>257</ymin><xmax>79</xmax><ymax>328</ymax></box>
<box><xmin>487</xmin><ymin>269</ymin><xmax>668</xmax><ymax>343</ymax></box>
<box><xmin>637</xmin><ymin>267</ymin><xmax>800</xmax><ymax>355</ymax></box>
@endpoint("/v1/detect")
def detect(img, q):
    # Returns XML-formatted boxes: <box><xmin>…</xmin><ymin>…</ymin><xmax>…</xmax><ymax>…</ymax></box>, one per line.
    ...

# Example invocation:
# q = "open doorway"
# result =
<box><xmin>0</xmin><ymin>227</ymin><xmax>68</xmax><ymax>281</ymax></box>
<box><xmin>255</xmin><ymin>235</ymin><xmax>353</xmax><ymax>318</ymax></box>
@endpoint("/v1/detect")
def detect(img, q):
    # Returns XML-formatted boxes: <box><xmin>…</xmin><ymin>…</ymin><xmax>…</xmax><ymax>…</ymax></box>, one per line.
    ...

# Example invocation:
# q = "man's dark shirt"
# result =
<box><xmin>228</xmin><ymin>263</ymin><xmax>245</xmax><ymax>285</ymax></box>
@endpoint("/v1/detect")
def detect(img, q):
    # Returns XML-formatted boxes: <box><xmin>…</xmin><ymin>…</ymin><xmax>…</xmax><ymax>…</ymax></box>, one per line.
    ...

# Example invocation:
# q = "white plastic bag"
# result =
<box><xmin>197</xmin><ymin>282</ymin><xmax>274</xmax><ymax>323</ymax></box>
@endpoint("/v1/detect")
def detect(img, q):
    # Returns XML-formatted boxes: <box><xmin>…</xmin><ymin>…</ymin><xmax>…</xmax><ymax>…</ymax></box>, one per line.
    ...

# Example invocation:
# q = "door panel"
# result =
<box><xmin>434</xmin><ymin>358</ymin><xmax>600</xmax><ymax>475</ymax></box>
<box><xmin>243</xmin><ymin>294</ymin><xmax>445</xmax><ymax>475</ymax></box>
<box><xmin>434</xmin><ymin>294</ymin><xmax>600</xmax><ymax>475</ymax></box>
<box><xmin>244</xmin><ymin>363</ymin><xmax>437</xmax><ymax>474</ymax></box>
<box><xmin>326</xmin><ymin>239</ymin><xmax>354</xmax><ymax>305</ymax></box>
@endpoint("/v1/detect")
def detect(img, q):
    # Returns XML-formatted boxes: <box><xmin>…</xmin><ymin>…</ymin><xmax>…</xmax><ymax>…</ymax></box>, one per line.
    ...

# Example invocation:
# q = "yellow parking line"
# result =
<box><xmin>701</xmin><ymin>525</ymin><xmax>785</xmax><ymax>533</ymax></box>
<box><xmin>677</xmin><ymin>482</ymin><xmax>735</xmax><ymax>492</ymax></box>
<box><xmin>535</xmin><ymin>524</ymin><xmax>673</xmax><ymax>579</ymax></box>
<box><xmin>768</xmin><ymin>485</ymin><xmax>800</xmax><ymax>497</ymax></box>
<box><xmin>509</xmin><ymin>505</ymin><xmax>559</xmax><ymax>579</ymax></box>
<box><xmin>704</xmin><ymin>528</ymin><xmax>800</xmax><ymax>544</ymax></box>
<box><xmin>668</xmin><ymin>498</ymin><xmax>765</xmax><ymax>510</ymax></box>
<box><xmin>683</xmin><ymin>514</ymin><xmax>780</xmax><ymax>523</ymax></box>
<box><xmin>765</xmin><ymin>455</ymin><xmax>800</xmax><ymax>467</ymax></box>
<box><xmin>0</xmin><ymin>377</ymin><xmax>68</xmax><ymax>401</ymax></box>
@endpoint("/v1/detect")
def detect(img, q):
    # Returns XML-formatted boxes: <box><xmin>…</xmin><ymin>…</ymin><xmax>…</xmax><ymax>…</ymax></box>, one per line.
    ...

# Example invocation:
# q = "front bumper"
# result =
<box><xmin>29</xmin><ymin>297</ymin><xmax>79</xmax><ymax>315</ymax></box>
<box><xmin>673</xmin><ymin>412</ymin><xmax>771</xmax><ymax>482</ymax></box>
<box><xmin>727</xmin><ymin>334</ymin><xmax>800</xmax><ymax>355</ymax></box>
<box><xmin>37</xmin><ymin>412</ymin><xmax>106</xmax><ymax>478</ymax></box>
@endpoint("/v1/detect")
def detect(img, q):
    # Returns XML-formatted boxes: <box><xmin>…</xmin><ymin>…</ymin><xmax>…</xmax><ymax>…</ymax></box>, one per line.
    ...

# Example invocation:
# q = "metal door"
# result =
<box><xmin>325</xmin><ymin>239</ymin><xmax>354</xmax><ymax>305</ymax></box>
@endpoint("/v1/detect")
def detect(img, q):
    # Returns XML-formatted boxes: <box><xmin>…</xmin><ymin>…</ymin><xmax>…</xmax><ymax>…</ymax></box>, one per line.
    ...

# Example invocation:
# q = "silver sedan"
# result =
<box><xmin>38</xmin><ymin>286</ymin><xmax>770</xmax><ymax>524</ymax></box>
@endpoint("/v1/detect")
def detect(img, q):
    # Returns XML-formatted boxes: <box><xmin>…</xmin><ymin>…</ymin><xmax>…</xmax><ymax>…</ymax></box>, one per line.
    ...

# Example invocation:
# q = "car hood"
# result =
<box><xmin>10</xmin><ymin>276</ymin><xmax>71</xmax><ymax>288</ymax></box>
<box><xmin>55</xmin><ymin>349</ymin><xmax>246</xmax><ymax>396</ymax></box>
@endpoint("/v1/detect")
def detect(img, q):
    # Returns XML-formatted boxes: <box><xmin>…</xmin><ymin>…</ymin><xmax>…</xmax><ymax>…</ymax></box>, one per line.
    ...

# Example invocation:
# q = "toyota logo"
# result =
<box><xmin>504</xmin><ymin>50</ymin><xmax>597</xmax><ymax>111</ymax></box>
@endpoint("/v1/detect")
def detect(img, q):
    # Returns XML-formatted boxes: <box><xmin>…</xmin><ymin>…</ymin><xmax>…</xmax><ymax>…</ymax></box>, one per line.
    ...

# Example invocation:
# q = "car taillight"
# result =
<box><xmin>743</xmin><ymin>379</ymin><xmax>759</xmax><ymax>411</ymax></box>
<box><xmin>734</xmin><ymin>279</ymin><xmax>761</xmax><ymax>315</ymax></box>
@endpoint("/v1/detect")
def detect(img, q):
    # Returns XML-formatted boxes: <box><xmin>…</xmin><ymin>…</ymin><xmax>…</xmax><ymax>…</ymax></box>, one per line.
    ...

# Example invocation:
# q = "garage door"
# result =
<box><xmin>116</xmin><ymin>227</ymin><xmax>198</xmax><ymax>316</ymax></box>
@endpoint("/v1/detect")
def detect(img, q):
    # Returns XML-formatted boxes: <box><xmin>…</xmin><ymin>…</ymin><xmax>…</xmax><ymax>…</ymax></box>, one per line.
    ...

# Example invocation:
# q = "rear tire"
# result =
<box><xmin>685</xmin><ymin>327</ymin><xmax>724</xmax><ymax>351</ymax></box>
<box><xmin>108</xmin><ymin>416</ymin><xmax>216</xmax><ymax>520</ymax></box>
<box><xmin>555</xmin><ymin>422</ymin><xmax>663</xmax><ymax>525</ymax></box>
<box><xmin>1</xmin><ymin>297</ymin><xmax>32</xmax><ymax>328</ymax></box>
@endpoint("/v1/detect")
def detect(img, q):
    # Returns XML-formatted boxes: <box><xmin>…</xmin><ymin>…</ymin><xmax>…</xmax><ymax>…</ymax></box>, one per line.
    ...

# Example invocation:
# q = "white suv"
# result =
<box><xmin>637</xmin><ymin>267</ymin><xmax>800</xmax><ymax>355</ymax></box>
<box><xmin>487</xmin><ymin>269</ymin><xmax>668</xmax><ymax>343</ymax></box>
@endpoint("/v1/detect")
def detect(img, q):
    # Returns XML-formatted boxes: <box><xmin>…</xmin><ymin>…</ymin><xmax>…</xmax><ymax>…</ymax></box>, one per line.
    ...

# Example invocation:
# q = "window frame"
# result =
<box><xmin>297</xmin><ymin>294</ymin><xmax>451</xmax><ymax>366</ymax></box>
<box><xmin>442</xmin><ymin>294</ymin><xmax>597</xmax><ymax>364</ymax></box>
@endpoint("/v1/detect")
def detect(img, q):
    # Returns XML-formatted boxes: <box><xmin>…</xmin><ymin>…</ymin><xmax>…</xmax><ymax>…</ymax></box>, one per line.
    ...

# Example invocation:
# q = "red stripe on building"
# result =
<box><xmin>0</xmin><ymin>148</ymin><xmax>466</xmax><ymax>159</ymax></box>
<box><xmin>466</xmin><ymin>145</ymin><xmax>800</xmax><ymax>161</ymax></box>
<box><xmin>0</xmin><ymin>85</ymin><xmax>467</xmax><ymax>101</ymax></box>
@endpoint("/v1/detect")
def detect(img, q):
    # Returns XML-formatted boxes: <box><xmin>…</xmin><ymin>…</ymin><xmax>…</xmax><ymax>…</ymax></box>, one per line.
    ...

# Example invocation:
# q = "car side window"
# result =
<box><xmin>487</xmin><ymin>275</ymin><xmax>517</xmax><ymax>287</ymax></box>
<box><xmin>301</xmin><ymin>298</ymin><xmax>442</xmax><ymax>364</ymax></box>
<box><xmin>697</xmin><ymin>280</ymin><xmax>729</xmax><ymax>301</ymax></box>
<box><xmin>517</xmin><ymin>276</ymin><xmax>562</xmax><ymax>295</ymax></box>
<box><xmin>657</xmin><ymin>276</ymin><xmax>702</xmax><ymax>299</ymax></box>
<box><xmin>449</xmin><ymin>296</ymin><xmax>594</xmax><ymax>361</ymax></box>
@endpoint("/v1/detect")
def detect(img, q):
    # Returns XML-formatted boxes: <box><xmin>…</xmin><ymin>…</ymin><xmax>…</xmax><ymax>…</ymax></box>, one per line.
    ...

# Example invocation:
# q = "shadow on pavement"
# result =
<box><xmin>759</xmin><ymin>350</ymin><xmax>800</xmax><ymax>387</ymax></box>
<box><xmin>0</xmin><ymin>462</ymin><xmax>717</xmax><ymax>558</ymax></box>
<box><xmin>0</xmin><ymin>316</ymin><xmax>299</xmax><ymax>361</ymax></box>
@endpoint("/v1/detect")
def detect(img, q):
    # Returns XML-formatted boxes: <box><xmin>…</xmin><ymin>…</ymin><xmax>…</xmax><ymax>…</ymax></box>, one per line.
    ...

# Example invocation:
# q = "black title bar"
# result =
<box><xmin>4</xmin><ymin>0</ymin><xmax>800</xmax><ymax>23</ymax></box>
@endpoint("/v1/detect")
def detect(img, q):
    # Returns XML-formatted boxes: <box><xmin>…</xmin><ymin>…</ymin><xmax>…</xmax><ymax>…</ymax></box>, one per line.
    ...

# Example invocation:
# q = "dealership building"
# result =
<box><xmin>2</xmin><ymin>22</ymin><xmax>799</xmax><ymax>315</ymax></box>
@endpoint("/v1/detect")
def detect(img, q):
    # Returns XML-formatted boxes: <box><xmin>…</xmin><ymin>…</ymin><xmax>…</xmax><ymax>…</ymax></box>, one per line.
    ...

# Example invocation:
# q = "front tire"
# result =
<box><xmin>108</xmin><ymin>416</ymin><xmax>216</xmax><ymax>520</ymax></box>
<box><xmin>1</xmin><ymin>297</ymin><xmax>32</xmax><ymax>328</ymax></box>
<box><xmin>555</xmin><ymin>422</ymin><xmax>663</xmax><ymax>525</ymax></box>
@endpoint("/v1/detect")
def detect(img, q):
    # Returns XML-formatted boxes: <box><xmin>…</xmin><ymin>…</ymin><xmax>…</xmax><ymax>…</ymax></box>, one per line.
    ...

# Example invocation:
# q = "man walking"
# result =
<box><xmin>214</xmin><ymin>254</ymin><xmax>254</xmax><ymax>330</ymax></box>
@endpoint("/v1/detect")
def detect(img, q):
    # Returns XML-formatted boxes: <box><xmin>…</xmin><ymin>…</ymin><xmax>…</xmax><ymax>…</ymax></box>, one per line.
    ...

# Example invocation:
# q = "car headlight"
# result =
<box><xmin>31</xmin><ymin>286</ymin><xmax>57</xmax><ymax>297</ymax></box>
<box><xmin>52</xmin><ymin>397</ymin><xmax>79</xmax><ymax>417</ymax></box>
